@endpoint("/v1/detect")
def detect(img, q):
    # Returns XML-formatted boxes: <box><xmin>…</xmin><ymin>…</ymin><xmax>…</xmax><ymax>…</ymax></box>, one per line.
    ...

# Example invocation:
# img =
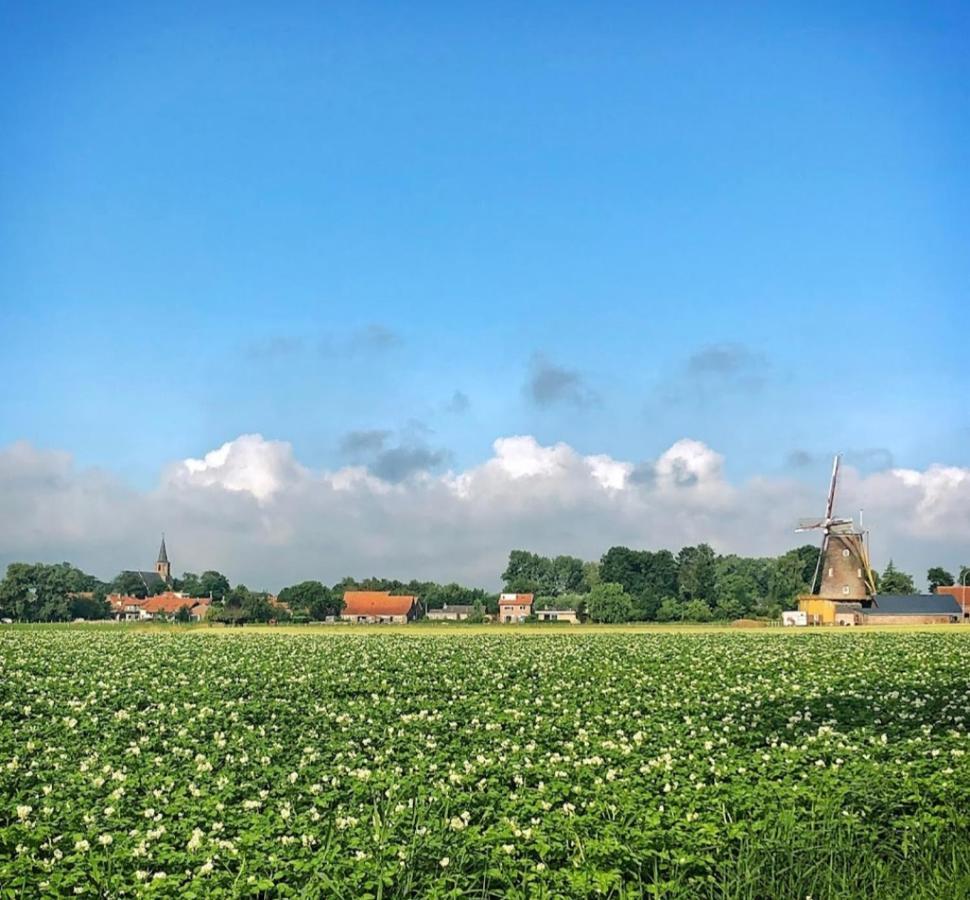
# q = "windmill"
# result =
<box><xmin>796</xmin><ymin>455</ymin><xmax>876</xmax><ymax>599</ymax></box>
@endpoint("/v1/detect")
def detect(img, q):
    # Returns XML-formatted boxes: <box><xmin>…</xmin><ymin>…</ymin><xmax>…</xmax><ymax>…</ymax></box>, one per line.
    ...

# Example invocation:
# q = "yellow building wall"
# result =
<box><xmin>798</xmin><ymin>596</ymin><xmax>840</xmax><ymax>625</ymax></box>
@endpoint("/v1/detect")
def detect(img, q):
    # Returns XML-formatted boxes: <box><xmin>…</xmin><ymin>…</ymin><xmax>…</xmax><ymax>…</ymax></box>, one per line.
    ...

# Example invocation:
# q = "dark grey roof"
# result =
<box><xmin>157</xmin><ymin>536</ymin><xmax>169</xmax><ymax>565</ymax></box>
<box><xmin>428</xmin><ymin>605</ymin><xmax>475</xmax><ymax>614</ymax></box>
<box><xmin>869</xmin><ymin>594</ymin><xmax>962</xmax><ymax>616</ymax></box>
<box><xmin>126</xmin><ymin>570</ymin><xmax>165</xmax><ymax>590</ymax></box>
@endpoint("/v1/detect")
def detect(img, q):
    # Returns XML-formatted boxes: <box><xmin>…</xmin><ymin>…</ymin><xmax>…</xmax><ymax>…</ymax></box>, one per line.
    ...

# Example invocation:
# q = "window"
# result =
<box><xmin>842</xmin><ymin>586</ymin><xmax>850</xmax><ymax>595</ymax></box>
<box><xmin>842</xmin><ymin>549</ymin><xmax>850</xmax><ymax>558</ymax></box>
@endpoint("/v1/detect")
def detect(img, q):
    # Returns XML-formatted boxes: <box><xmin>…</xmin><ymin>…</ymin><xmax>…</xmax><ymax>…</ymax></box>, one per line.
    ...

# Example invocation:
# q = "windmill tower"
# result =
<box><xmin>796</xmin><ymin>455</ymin><xmax>876</xmax><ymax>601</ymax></box>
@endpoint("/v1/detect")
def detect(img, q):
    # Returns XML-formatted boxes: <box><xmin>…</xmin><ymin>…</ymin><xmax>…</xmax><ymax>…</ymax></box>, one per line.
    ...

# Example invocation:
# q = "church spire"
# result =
<box><xmin>155</xmin><ymin>534</ymin><xmax>171</xmax><ymax>583</ymax></box>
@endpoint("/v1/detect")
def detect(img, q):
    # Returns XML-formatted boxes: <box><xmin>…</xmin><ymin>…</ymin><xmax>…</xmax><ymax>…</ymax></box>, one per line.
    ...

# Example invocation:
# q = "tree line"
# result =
<box><xmin>1</xmin><ymin>551</ymin><xmax>966</xmax><ymax>623</ymax></box>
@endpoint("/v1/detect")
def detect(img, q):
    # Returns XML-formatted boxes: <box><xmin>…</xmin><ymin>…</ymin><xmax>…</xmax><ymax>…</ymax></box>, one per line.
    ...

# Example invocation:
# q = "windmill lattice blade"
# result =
<box><xmin>824</xmin><ymin>454</ymin><xmax>841</xmax><ymax>521</ymax></box>
<box><xmin>810</xmin><ymin>534</ymin><xmax>827</xmax><ymax>594</ymax></box>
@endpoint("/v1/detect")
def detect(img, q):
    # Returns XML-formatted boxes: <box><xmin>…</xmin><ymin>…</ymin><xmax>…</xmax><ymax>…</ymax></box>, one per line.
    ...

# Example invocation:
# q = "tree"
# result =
<box><xmin>70</xmin><ymin>594</ymin><xmax>110</xmax><ymax>620</ymax></box>
<box><xmin>0</xmin><ymin>562</ymin><xmax>106</xmax><ymax>622</ymax></box>
<box><xmin>677</xmin><ymin>544</ymin><xmax>717</xmax><ymax>606</ymax></box>
<box><xmin>927</xmin><ymin>567</ymin><xmax>955</xmax><ymax>593</ymax></box>
<box><xmin>199</xmin><ymin>570</ymin><xmax>231</xmax><ymax>601</ymax></box>
<box><xmin>111</xmin><ymin>570</ymin><xmax>150</xmax><ymax>599</ymax></box>
<box><xmin>656</xmin><ymin>597</ymin><xmax>683</xmax><ymax>622</ymax></box>
<box><xmin>580</xmin><ymin>561</ymin><xmax>600</xmax><ymax>592</ymax></box>
<box><xmin>599</xmin><ymin>546</ymin><xmax>677</xmax><ymax>620</ymax></box>
<box><xmin>879</xmin><ymin>560</ymin><xmax>916</xmax><ymax>595</ymax></box>
<box><xmin>278</xmin><ymin>581</ymin><xmax>337</xmax><ymax>620</ymax></box>
<box><xmin>682</xmin><ymin>599</ymin><xmax>712</xmax><ymax>622</ymax></box>
<box><xmin>175</xmin><ymin>572</ymin><xmax>203</xmax><ymax>596</ymax></box>
<box><xmin>766</xmin><ymin>552</ymin><xmax>810</xmax><ymax>608</ymax></box>
<box><xmin>174</xmin><ymin>605</ymin><xmax>192</xmax><ymax>623</ymax></box>
<box><xmin>586</xmin><ymin>582</ymin><xmax>634</xmax><ymax>624</ymax></box>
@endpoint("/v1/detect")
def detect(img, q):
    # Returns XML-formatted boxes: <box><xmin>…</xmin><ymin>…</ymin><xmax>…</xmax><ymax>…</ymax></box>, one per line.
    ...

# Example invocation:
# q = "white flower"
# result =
<box><xmin>98</xmin><ymin>834</ymin><xmax>113</xmax><ymax>846</ymax></box>
<box><xmin>74</xmin><ymin>839</ymin><xmax>90</xmax><ymax>852</ymax></box>
<box><xmin>439</xmin><ymin>857</ymin><xmax>450</xmax><ymax>868</ymax></box>
<box><xmin>16</xmin><ymin>805</ymin><xmax>32</xmax><ymax>821</ymax></box>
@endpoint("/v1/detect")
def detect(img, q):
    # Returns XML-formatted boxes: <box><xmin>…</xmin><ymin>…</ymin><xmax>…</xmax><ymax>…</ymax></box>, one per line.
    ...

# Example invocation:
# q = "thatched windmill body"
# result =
<box><xmin>796</xmin><ymin>455</ymin><xmax>876</xmax><ymax>600</ymax></box>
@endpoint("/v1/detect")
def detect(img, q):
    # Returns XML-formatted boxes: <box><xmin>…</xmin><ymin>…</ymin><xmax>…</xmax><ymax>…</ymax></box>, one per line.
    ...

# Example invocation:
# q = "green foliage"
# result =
<box><xmin>677</xmin><ymin>544</ymin><xmax>717</xmax><ymax>605</ymax></box>
<box><xmin>175</xmin><ymin>571</ymin><xmax>204</xmax><ymax>596</ymax></box>
<box><xmin>277</xmin><ymin>580</ymin><xmax>338</xmax><ymax>619</ymax></box>
<box><xmin>927</xmin><ymin>567</ymin><xmax>955</xmax><ymax>593</ymax></box>
<box><xmin>586</xmin><ymin>582</ymin><xmax>634</xmax><ymax>623</ymax></box>
<box><xmin>656</xmin><ymin>596</ymin><xmax>683</xmax><ymax>621</ymax></box>
<box><xmin>0</xmin><ymin>562</ymin><xmax>109</xmax><ymax>622</ymax></box>
<box><xmin>879</xmin><ymin>560</ymin><xmax>916</xmax><ymax>595</ymax></box>
<box><xmin>682</xmin><ymin>598</ymin><xmax>712</xmax><ymax>622</ymax></box>
<box><xmin>502</xmin><ymin>550</ymin><xmax>586</xmax><ymax>596</ymax></box>
<box><xmin>199</xmin><ymin>570</ymin><xmax>231</xmax><ymax>601</ymax></box>
<box><xmin>173</xmin><ymin>605</ymin><xmax>192</xmax><ymax>623</ymax></box>
<box><xmin>599</xmin><ymin>546</ymin><xmax>678</xmax><ymax>619</ymax></box>
<box><xmin>110</xmin><ymin>570</ymin><xmax>150</xmax><ymax>599</ymax></box>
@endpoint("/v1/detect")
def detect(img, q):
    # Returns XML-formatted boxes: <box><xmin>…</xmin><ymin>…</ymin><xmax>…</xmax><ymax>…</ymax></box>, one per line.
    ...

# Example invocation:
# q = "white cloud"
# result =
<box><xmin>168</xmin><ymin>434</ymin><xmax>305</xmax><ymax>501</ymax></box>
<box><xmin>2</xmin><ymin>434</ymin><xmax>969</xmax><ymax>592</ymax></box>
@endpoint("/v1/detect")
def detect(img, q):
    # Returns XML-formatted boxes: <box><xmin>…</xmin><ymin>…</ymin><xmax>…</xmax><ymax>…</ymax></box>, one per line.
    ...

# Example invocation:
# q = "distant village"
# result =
<box><xmin>105</xmin><ymin>539</ymin><xmax>569</xmax><ymax>625</ymax></box>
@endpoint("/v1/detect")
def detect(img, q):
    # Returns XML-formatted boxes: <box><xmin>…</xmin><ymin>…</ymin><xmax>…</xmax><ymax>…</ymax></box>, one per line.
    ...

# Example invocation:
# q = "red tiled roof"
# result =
<box><xmin>142</xmin><ymin>593</ymin><xmax>197</xmax><ymax>615</ymax></box>
<box><xmin>107</xmin><ymin>594</ymin><xmax>147</xmax><ymax>610</ymax></box>
<box><xmin>342</xmin><ymin>591</ymin><xmax>416</xmax><ymax>617</ymax></box>
<box><xmin>499</xmin><ymin>593</ymin><xmax>534</xmax><ymax>606</ymax></box>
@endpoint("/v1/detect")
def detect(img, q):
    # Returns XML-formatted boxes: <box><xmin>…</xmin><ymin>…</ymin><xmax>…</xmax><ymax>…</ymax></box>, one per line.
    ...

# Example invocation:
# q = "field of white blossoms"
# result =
<box><xmin>2</xmin><ymin>628</ymin><xmax>970</xmax><ymax>898</ymax></box>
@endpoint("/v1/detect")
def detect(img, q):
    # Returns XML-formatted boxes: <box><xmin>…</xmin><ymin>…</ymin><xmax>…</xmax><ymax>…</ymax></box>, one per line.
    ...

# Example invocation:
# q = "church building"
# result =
<box><xmin>122</xmin><ymin>536</ymin><xmax>172</xmax><ymax>594</ymax></box>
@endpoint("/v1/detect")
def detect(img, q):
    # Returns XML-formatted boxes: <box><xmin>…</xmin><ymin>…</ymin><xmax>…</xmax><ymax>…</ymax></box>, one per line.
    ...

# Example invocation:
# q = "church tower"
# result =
<box><xmin>155</xmin><ymin>535</ymin><xmax>171</xmax><ymax>584</ymax></box>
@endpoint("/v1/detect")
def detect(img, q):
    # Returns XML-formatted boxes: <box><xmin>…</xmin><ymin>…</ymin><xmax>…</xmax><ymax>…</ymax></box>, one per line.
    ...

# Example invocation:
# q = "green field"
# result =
<box><xmin>2</xmin><ymin>629</ymin><xmax>969</xmax><ymax>898</ymax></box>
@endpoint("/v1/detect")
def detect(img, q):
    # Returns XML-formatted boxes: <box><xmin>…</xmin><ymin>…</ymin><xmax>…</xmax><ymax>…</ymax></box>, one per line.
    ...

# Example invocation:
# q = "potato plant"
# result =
<box><xmin>1</xmin><ymin>629</ymin><xmax>969</xmax><ymax>897</ymax></box>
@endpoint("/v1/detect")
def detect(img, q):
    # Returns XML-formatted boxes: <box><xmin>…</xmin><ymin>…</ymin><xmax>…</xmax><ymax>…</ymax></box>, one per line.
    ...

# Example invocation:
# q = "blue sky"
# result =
<box><xmin>2</xmin><ymin>1</ymin><xmax>968</xmax><ymax>492</ymax></box>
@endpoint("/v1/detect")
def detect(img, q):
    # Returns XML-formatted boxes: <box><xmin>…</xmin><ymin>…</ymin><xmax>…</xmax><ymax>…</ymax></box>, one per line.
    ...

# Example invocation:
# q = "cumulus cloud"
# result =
<box><xmin>2</xmin><ymin>434</ymin><xmax>969</xmax><ymax>592</ymax></box>
<box><xmin>526</xmin><ymin>354</ymin><xmax>599</xmax><ymax>409</ymax></box>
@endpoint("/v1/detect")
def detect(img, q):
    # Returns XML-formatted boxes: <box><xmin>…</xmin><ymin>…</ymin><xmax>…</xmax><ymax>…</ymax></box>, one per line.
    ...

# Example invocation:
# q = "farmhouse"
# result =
<box><xmin>425</xmin><ymin>604</ymin><xmax>475</xmax><ymax>621</ymax></box>
<box><xmin>342</xmin><ymin>591</ymin><xmax>418</xmax><ymax>624</ymax></box>
<box><xmin>498</xmin><ymin>593</ymin><xmax>533</xmax><ymax>623</ymax></box>
<box><xmin>536</xmin><ymin>608</ymin><xmax>580</xmax><ymax>624</ymax></box>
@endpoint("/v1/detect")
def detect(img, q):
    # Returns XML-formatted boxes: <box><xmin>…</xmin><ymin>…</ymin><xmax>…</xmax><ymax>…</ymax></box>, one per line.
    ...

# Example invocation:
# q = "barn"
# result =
<box><xmin>861</xmin><ymin>594</ymin><xmax>962</xmax><ymax>625</ymax></box>
<box><xmin>341</xmin><ymin>591</ymin><xmax>418</xmax><ymax>624</ymax></box>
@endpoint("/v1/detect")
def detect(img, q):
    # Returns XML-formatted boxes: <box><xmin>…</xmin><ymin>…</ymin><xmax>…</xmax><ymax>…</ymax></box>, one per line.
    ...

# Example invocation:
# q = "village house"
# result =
<box><xmin>536</xmin><ymin>608</ymin><xmax>580</xmax><ymax>624</ymax></box>
<box><xmin>341</xmin><ymin>591</ymin><xmax>418</xmax><ymax>624</ymax></box>
<box><xmin>425</xmin><ymin>604</ymin><xmax>476</xmax><ymax>621</ymax></box>
<box><xmin>107</xmin><ymin>591</ymin><xmax>209</xmax><ymax>622</ymax></box>
<box><xmin>498</xmin><ymin>593</ymin><xmax>533</xmax><ymax>623</ymax></box>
